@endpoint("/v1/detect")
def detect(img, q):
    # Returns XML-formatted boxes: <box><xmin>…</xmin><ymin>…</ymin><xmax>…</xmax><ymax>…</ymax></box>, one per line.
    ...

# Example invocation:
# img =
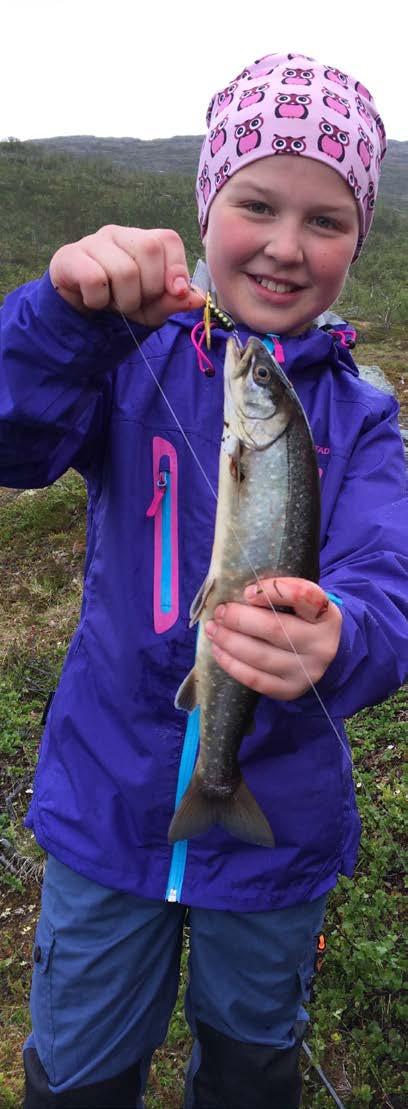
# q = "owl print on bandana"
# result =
<box><xmin>215</xmin><ymin>158</ymin><xmax>232</xmax><ymax>190</ymax></box>
<box><xmin>209</xmin><ymin>118</ymin><xmax>228</xmax><ymax>157</ymax></box>
<box><xmin>238</xmin><ymin>84</ymin><xmax>269</xmax><ymax>110</ymax></box>
<box><xmin>198</xmin><ymin>163</ymin><xmax>211</xmax><ymax>206</ymax></box>
<box><xmin>275</xmin><ymin>93</ymin><xmax>311</xmax><ymax>119</ymax></box>
<box><xmin>357</xmin><ymin>126</ymin><xmax>374</xmax><ymax>170</ymax></box>
<box><xmin>235</xmin><ymin>115</ymin><xmax>264</xmax><ymax>155</ymax></box>
<box><xmin>271</xmin><ymin>135</ymin><xmax>307</xmax><ymax>154</ymax></box>
<box><xmin>197</xmin><ymin>52</ymin><xmax>387</xmax><ymax>258</ymax></box>
<box><xmin>322</xmin><ymin>88</ymin><xmax>350</xmax><ymax>118</ymax></box>
<box><xmin>318</xmin><ymin>119</ymin><xmax>350</xmax><ymax>162</ymax></box>
<box><xmin>214</xmin><ymin>84</ymin><xmax>238</xmax><ymax>115</ymax></box>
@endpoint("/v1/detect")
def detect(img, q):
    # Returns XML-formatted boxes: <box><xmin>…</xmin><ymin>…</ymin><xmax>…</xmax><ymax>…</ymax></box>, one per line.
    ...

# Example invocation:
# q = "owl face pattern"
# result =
<box><xmin>355</xmin><ymin>80</ymin><xmax>372</xmax><ymax>102</ymax></box>
<box><xmin>271</xmin><ymin>135</ymin><xmax>306</xmax><ymax>154</ymax></box>
<box><xmin>233</xmin><ymin>67</ymin><xmax>251</xmax><ymax>82</ymax></box>
<box><xmin>215</xmin><ymin>158</ymin><xmax>232</xmax><ymax>190</ymax></box>
<box><xmin>209</xmin><ymin>118</ymin><xmax>228</xmax><ymax>157</ymax></box>
<box><xmin>275</xmin><ymin>93</ymin><xmax>311</xmax><ymax>118</ymax></box>
<box><xmin>375</xmin><ymin>114</ymin><xmax>386</xmax><ymax>149</ymax></box>
<box><xmin>215</xmin><ymin>84</ymin><xmax>238</xmax><ymax>115</ymax></box>
<box><xmin>282</xmin><ymin>67</ymin><xmax>314</xmax><ymax>85</ymax></box>
<box><xmin>322</xmin><ymin>88</ymin><xmax>350</xmax><ymax>118</ymax></box>
<box><xmin>287</xmin><ymin>52</ymin><xmax>314</xmax><ymax>61</ymax></box>
<box><xmin>238</xmin><ymin>84</ymin><xmax>269</xmax><ymax>109</ymax></box>
<box><xmin>363</xmin><ymin>181</ymin><xmax>375</xmax><ymax>215</ymax></box>
<box><xmin>318</xmin><ymin>119</ymin><xmax>350</xmax><ymax>162</ymax></box>
<box><xmin>198</xmin><ymin>163</ymin><xmax>211</xmax><ymax>205</ymax></box>
<box><xmin>198</xmin><ymin>53</ymin><xmax>383</xmax><ymax>257</ymax></box>
<box><xmin>235</xmin><ymin>115</ymin><xmax>264</xmax><ymax>155</ymax></box>
<box><xmin>324</xmin><ymin>67</ymin><xmax>348</xmax><ymax>88</ymax></box>
<box><xmin>347</xmin><ymin>166</ymin><xmax>362</xmax><ymax>199</ymax></box>
<box><xmin>355</xmin><ymin>95</ymin><xmax>373</xmax><ymax>131</ymax></box>
<box><xmin>253</xmin><ymin>56</ymin><xmax>278</xmax><ymax>75</ymax></box>
<box><xmin>357</xmin><ymin>126</ymin><xmax>374</xmax><ymax>170</ymax></box>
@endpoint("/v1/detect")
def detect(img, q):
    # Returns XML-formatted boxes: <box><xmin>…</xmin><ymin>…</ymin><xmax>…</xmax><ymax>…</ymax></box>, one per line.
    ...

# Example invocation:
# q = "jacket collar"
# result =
<box><xmin>173</xmin><ymin>260</ymin><xmax>359</xmax><ymax>379</ymax></box>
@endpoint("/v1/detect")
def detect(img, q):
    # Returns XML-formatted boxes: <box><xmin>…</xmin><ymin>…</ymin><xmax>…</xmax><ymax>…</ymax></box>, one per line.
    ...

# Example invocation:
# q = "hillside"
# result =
<box><xmin>25</xmin><ymin>134</ymin><xmax>408</xmax><ymax>206</ymax></box>
<box><xmin>0</xmin><ymin>137</ymin><xmax>407</xmax><ymax>1109</ymax></box>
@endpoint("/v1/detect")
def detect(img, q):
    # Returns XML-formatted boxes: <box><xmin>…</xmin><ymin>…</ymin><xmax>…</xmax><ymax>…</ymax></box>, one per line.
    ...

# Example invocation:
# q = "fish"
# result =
<box><xmin>168</xmin><ymin>335</ymin><xmax>321</xmax><ymax>848</ymax></box>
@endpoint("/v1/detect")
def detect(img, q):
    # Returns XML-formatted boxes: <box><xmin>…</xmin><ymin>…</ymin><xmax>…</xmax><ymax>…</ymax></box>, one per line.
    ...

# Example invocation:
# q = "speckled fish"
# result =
<box><xmin>168</xmin><ymin>335</ymin><xmax>320</xmax><ymax>848</ymax></box>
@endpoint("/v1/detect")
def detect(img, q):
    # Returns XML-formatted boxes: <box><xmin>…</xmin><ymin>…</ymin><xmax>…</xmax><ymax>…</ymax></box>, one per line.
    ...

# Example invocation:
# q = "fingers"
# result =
<box><xmin>204</xmin><ymin>581</ymin><xmax>343</xmax><ymax>700</ymax></box>
<box><xmin>209</xmin><ymin>641</ymin><xmax>290</xmax><ymax>699</ymax></box>
<box><xmin>206</xmin><ymin>599</ymin><xmax>319</xmax><ymax>654</ymax></box>
<box><xmin>206</xmin><ymin>620</ymin><xmax>301</xmax><ymax>680</ymax></box>
<box><xmin>49</xmin><ymin>225</ymin><xmax>202</xmax><ymax>325</ymax></box>
<box><xmin>245</xmin><ymin>577</ymin><xmax>331</xmax><ymax>623</ymax></box>
<box><xmin>50</xmin><ymin>245</ymin><xmax>111</xmax><ymax>313</ymax></box>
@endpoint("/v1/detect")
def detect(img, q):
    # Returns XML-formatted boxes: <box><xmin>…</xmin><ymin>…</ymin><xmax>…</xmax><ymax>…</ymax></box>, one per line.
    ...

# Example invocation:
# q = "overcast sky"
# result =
<box><xmin>1</xmin><ymin>1</ymin><xmax>406</xmax><ymax>144</ymax></box>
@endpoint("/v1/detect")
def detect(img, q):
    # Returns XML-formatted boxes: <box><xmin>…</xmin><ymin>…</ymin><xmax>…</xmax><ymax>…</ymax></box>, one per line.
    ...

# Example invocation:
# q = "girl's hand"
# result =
<box><xmin>205</xmin><ymin>577</ymin><xmax>342</xmax><ymax>701</ymax></box>
<box><xmin>49</xmin><ymin>225</ymin><xmax>203</xmax><ymax>327</ymax></box>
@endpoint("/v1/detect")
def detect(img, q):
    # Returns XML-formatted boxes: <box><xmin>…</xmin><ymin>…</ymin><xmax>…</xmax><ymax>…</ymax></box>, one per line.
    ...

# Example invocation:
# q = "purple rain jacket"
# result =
<box><xmin>1</xmin><ymin>272</ymin><xmax>407</xmax><ymax>911</ymax></box>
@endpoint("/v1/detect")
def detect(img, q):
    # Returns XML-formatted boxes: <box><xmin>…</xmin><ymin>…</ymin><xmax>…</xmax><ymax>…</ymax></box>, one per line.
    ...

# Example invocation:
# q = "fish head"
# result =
<box><xmin>224</xmin><ymin>336</ymin><xmax>294</xmax><ymax>451</ymax></box>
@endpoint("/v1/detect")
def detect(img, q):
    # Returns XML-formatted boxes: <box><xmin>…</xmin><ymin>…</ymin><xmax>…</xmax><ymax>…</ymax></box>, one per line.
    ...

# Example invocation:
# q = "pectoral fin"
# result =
<box><xmin>175</xmin><ymin>667</ymin><xmax>198</xmax><ymax>713</ymax></box>
<box><xmin>189</xmin><ymin>576</ymin><xmax>216</xmax><ymax>627</ymax></box>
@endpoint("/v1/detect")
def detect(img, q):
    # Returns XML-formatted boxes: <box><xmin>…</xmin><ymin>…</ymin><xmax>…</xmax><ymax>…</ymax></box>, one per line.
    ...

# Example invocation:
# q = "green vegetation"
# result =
<box><xmin>0</xmin><ymin>482</ymin><xmax>406</xmax><ymax>1107</ymax></box>
<box><xmin>0</xmin><ymin>140</ymin><xmax>407</xmax><ymax>1107</ymax></box>
<box><xmin>1</xmin><ymin>138</ymin><xmax>408</xmax><ymax>332</ymax></box>
<box><xmin>0</xmin><ymin>140</ymin><xmax>201</xmax><ymax>298</ymax></box>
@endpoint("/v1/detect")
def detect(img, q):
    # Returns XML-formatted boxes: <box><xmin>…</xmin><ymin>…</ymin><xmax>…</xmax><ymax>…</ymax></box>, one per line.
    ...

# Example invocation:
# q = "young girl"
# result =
<box><xmin>1</xmin><ymin>52</ymin><xmax>407</xmax><ymax>1109</ymax></box>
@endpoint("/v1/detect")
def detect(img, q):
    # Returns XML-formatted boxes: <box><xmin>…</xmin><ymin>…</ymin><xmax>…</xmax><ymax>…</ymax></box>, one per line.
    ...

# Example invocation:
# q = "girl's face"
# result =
<box><xmin>204</xmin><ymin>155</ymin><xmax>360</xmax><ymax>336</ymax></box>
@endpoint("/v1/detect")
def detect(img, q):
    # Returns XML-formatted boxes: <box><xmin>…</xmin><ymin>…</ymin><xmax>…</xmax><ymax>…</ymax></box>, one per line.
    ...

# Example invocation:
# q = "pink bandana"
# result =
<box><xmin>196</xmin><ymin>53</ymin><xmax>387</xmax><ymax>259</ymax></box>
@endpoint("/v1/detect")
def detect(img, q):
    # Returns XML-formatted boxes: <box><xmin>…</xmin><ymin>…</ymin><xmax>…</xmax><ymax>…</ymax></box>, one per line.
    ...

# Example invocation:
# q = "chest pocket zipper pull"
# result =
<box><xmin>146</xmin><ymin>456</ymin><xmax>170</xmax><ymax>518</ymax></box>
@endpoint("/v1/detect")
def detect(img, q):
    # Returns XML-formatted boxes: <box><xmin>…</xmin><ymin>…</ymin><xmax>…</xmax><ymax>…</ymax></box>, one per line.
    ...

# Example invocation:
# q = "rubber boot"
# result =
<box><xmin>23</xmin><ymin>1045</ymin><xmax>143</xmax><ymax>1109</ymax></box>
<box><xmin>191</xmin><ymin>1019</ymin><xmax>302</xmax><ymax>1109</ymax></box>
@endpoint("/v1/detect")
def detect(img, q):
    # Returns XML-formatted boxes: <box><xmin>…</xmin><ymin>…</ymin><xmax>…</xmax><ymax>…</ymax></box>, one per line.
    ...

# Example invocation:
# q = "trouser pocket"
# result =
<box><xmin>29</xmin><ymin>913</ymin><xmax>56</xmax><ymax>1081</ymax></box>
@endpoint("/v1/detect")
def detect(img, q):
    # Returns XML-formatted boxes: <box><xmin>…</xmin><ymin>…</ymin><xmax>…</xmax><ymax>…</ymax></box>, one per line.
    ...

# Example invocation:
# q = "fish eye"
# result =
<box><xmin>253</xmin><ymin>364</ymin><xmax>271</xmax><ymax>384</ymax></box>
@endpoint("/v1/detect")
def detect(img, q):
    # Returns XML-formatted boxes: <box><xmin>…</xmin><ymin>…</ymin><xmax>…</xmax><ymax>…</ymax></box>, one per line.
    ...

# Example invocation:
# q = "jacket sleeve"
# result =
<box><xmin>301</xmin><ymin>393</ymin><xmax>407</xmax><ymax>717</ymax></box>
<box><xmin>0</xmin><ymin>271</ymin><xmax>149</xmax><ymax>487</ymax></box>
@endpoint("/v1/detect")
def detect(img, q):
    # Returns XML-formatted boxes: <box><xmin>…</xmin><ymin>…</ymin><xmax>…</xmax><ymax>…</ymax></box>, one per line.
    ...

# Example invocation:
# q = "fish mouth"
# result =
<box><xmin>226</xmin><ymin>335</ymin><xmax>267</xmax><ymax>380</ymax></box>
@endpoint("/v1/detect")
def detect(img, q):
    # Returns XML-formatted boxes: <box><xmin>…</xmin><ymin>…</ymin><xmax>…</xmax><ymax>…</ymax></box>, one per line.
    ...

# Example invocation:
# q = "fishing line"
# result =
<box><xmin>117</xmin><ymin>308</ymin><xmax>402</xmax><ymax>1109</ymax></box>
<box><xmin>118</xmin><ymin>307</ymin><xmax>353</xmax><ymax>768</ymax></box>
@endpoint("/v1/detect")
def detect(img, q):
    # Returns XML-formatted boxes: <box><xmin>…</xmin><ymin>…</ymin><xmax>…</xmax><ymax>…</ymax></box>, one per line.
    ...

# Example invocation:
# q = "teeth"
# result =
<box><xmin>255</xmin><ymin>277</ymin><xmax>296</xmax><ymax>293</ymax></box>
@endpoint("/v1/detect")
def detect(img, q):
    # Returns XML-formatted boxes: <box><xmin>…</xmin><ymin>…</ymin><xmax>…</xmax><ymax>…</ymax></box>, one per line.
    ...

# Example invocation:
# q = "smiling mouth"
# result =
<box><xmin>252</xmin><ymin>275</ymin><xmax>302</xmax><ymax>293</ymax></box>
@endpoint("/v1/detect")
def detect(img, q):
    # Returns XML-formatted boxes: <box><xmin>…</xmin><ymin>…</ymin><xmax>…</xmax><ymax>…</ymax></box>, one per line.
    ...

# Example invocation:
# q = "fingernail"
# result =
<box><xmin>215</xmin><ymin>605</ymin><xmax>225</xmax><ymax>621</ymax></box>
<box><xmin>173</xmin><ymin>276</ymin><xmax>188</xmax><ymax>296</ymax></box>
<box><xmin>316</xmin><ymin>598</ymin><xmax>329</xmax><ymax>619</ymax></box>
<box><xmin>245</xmin><ymin>585</ymin><xmax>257</xmax><ymax>598</ymax></box>
<box><xmin>205</xmin><ymin>621</ymin><xmax>216</xmax><ymax>639</ymax></box>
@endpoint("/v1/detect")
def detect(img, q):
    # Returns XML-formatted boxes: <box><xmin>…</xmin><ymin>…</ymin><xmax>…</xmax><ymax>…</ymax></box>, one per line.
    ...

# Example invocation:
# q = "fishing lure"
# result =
<box><xmin>203</xmin><ymin>292</ymin><xmax>235</xmax><ymax>349</ymax></box>
<box><xmin>191</xmin><ymin>292</ymin><xmax>237</xmax><ymax>377</ymax></box>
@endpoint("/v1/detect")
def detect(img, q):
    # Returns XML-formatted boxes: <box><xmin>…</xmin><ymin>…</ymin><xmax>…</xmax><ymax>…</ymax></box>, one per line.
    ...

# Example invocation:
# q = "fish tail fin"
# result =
<box><xmin>168</xmin><ymin>773</ymin><xmax>216</xmax><ymax>844</ymax></box>
<box><xmin>218</xmin><ymin>779</ymin><xmax>275</xmax><ymax>847</ymax></box>
<box><xmin>168</xmin><ymin>774</ymin><xmax>275</xmax><ymax>848</ymax></box>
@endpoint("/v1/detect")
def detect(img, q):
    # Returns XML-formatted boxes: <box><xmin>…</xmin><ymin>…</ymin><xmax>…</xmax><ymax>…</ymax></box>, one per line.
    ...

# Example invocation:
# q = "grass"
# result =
<box><xmin>0</xmin><ymin>451</ymin><xmax>406</xmax><ymax>1107</ymax></box>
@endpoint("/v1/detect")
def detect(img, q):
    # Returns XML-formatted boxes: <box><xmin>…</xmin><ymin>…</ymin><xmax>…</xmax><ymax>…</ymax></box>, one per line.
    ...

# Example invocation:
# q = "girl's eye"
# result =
<box><xmin>311</xmin><ymin>215</ymin><xmax>338</xmax><ymax>230</ymax></box>
<box><xmin>246</xmin><ymin>202</ymin><xmax>271</xmax><ymax>214</ymax></box>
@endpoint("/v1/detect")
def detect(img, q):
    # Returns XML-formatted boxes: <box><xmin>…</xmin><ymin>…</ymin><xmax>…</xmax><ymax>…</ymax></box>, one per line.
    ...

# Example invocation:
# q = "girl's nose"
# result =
<box><xmin>263</xmin><ymin>220</ymin><xmax>304</xmax><ymax>266</ymax></box>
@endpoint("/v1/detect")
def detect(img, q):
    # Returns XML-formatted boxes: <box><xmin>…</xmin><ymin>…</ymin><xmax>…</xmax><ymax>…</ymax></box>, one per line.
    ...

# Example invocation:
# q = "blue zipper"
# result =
<box><xmin>165</xmin><ymin>706</ymin><xmax>200</xmax><ymax>902</ymax></box>
<box><xmin>160</xmin><ymin>471</ymin><xmax>172</xmax><ymax>613</ymax></box>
